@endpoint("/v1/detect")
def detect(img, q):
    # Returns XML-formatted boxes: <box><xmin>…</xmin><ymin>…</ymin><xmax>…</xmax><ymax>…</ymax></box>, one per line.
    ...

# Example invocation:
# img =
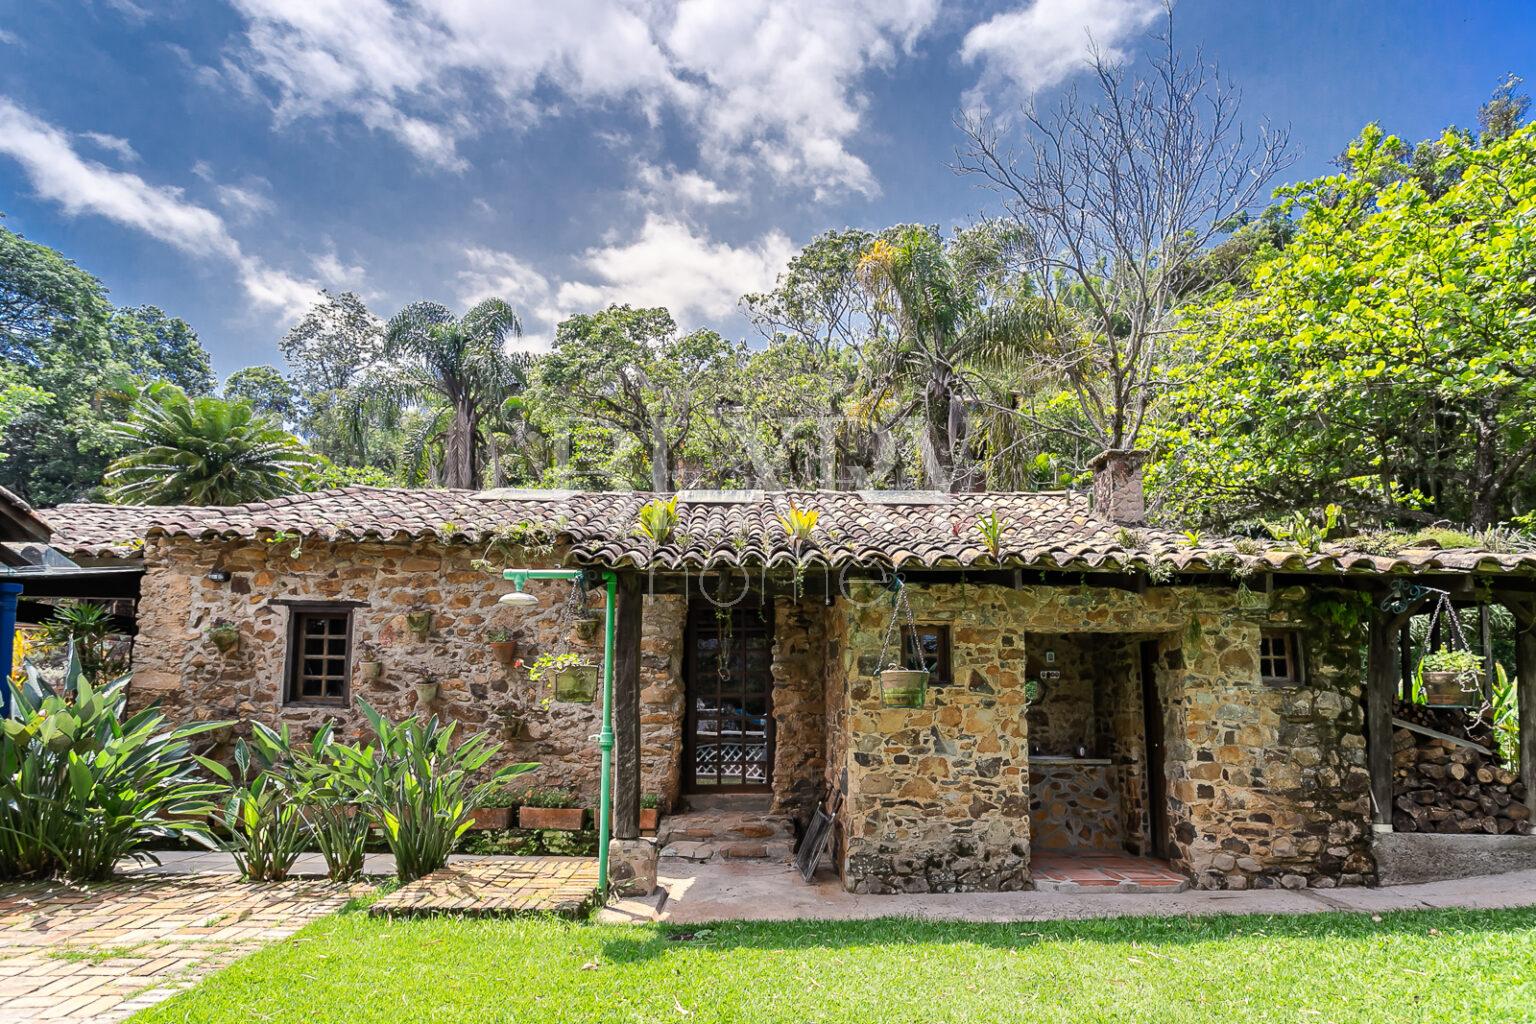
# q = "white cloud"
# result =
<box><xmin>0</xmin><ymin>96</ymin><xmax>318</xmax><ymax>318</ymax></box>
<box><xmin>311</xmin><ymin>246</ymin><xmax>370</xmax><ymax>292</ymax></box>
<box><xmin>455</xmin><ymin>246</ymin><xmax>559</xmax><ymax>350</ymax></box>
<box><xmin>79</xmin><ymin>131</ymin><xmax>140</xmax><ymax>163</ymax></box>
<box><xmin>961</xmin><ymin>0</ymin><xmax>1162</xmax><ymax>104</ymax></box>
<box><xmin>633</xmin><ymin>162</ymin><xmax>739</xmax><ymax>208</ymax></box>
<box><xmin>556</xmin><ymin>214</ymin><xmax>795</xmax><ymax>325</ymax></box>
<box><xmin>0</xmin><ymin>29</ymin><xmax>21</xmax><ymax>47</ymax></box>
<box><xmin>218</xmin><ymin>0</ymin><xmax>940</xmax><ymax>197</ymax></box>
<box><xmin>193</xmin><ymin>159</ymin><xmax>277</xmax><ymax>219</ymax></box>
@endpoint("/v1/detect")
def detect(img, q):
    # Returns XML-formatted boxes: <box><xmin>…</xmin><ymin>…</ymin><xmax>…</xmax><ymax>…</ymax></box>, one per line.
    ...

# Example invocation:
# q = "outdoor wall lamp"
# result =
<box><xmin>205</xmin><ymin>569</ymin><xmax>231</xmax><ymax>583</ymax></box>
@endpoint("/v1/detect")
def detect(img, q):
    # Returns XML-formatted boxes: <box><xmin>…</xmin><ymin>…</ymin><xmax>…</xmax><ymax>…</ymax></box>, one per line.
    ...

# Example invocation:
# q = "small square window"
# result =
<box><xmin>285</xmin><ymin>607</ymin><xmax>354</xmax><ymax>704</ymax></box>
<box><xmin>901</xmin><ymin>624</ymin><xmax>952</xmax><ymax>687</ymax></box>
<box><xmin>1259</xmin><ymin>629</ymin><xmax>1304</xmax><ymax>685</ymax></box>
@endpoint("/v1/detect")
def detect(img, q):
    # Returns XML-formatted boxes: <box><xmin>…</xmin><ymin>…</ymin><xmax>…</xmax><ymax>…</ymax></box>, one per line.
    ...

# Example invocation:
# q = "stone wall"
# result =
<box><xmin>131</xmin><ymin>537</ymin><xmax>686</xmax><ymax>807</ymax></box>
<box><xmin>833</xmin><ymin>581</ymin><xmax>1032</xmax><ymax>894</ymax></box>
<box><xmin>1023</xmin><ymin>634</ymin><xmax>1093</xmax><ymax>755</ymax></box>
<box><xmin>1159</xmin><ymin>587</ymin><xmax>1374</xmax><ymax>889</ymax></box>
<box><xmin>1028</xmin><ymin>762</ymin><xmax>1123</xmax><ymax>851</ymax></box>
<box><xmin>827</xmin><ymin>580</ymin><xmax>1375</xmax><ymax>893</ymax></box>
<box><xmin>770</xmin><ymin>596</ymin><xmax>828</xmax><ymax>821</ymax></box>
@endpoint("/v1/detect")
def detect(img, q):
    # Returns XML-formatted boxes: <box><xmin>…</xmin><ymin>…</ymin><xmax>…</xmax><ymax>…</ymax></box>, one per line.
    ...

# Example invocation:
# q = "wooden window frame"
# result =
<box><xmin>902</xmin><ymin>623</ymin><xmax>953</xmax><ymax>687</ymax></box>
<box><xmin>1259</xmin><ymin>628</ymin><xmax>1305</xmax><ymax>686</ymax></box>
<box><xmin>283</xmin><ymin>603</ymin><xmax>355</xmax><ymax>706</ymax></box>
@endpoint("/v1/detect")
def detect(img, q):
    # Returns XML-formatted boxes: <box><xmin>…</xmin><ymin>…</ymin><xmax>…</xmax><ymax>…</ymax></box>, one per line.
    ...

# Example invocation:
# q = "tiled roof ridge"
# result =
<box><xmin>35</xmin><ymin>487</ymin><xmax>1536</xmax><ymax>577</ymax></box>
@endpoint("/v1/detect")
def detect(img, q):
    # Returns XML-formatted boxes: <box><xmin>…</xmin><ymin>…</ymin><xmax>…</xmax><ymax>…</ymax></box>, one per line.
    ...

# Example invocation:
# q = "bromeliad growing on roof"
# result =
<box><xmin>776</xmin><ymin>501</ymin><xmax>820</xmax><ymax>547</ymax></box>
<box><xmin>635</xmin><ymin>495</ymin><xmax>680</xmax><ymax>546</ymax></box>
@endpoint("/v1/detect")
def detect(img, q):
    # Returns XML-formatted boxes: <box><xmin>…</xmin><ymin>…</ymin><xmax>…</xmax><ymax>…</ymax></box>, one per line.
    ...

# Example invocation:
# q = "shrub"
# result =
<box><xmin>516</xmin><ymin>786</ymin><xmax>579</xmax><ymax>809</ymax></box>
<box><xmin>289</xmin><ymin>725</ymin><xmax>372</xmax><ymax>883</ymax></box>
<box><xmin>341</xmin><ymin>701</ymin><xmax>536</xmax><ymax>883</ymax></box>
<box><xmin>0</xmin><ymin>657</ymin><xmax>226</xmax><ymax>882</ymax></box>
<box><xmin>198</xmin><ymin>724</ymin><xmax>311</xmax><ymax>882</ymax></box>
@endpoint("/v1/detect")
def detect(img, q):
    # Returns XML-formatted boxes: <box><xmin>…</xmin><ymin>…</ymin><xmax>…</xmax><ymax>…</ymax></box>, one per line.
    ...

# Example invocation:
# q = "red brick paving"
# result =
<box><xmin>1031</xmin><ymin>853</ymin><xmax>1190</xmax><ymax>893</ymax></box>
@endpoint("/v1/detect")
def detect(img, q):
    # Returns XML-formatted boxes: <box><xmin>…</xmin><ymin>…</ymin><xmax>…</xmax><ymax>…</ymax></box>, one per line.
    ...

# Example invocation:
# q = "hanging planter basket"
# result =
<box><xmin>1421</xmin><ymin>670</ymin><xmax>1479</xmax><ymax>707</ymax></box>
<box><xmin>880</xmin><ymin>668</ymin><xmax>929</xmax><ymax>709</ymax></box>
<box><xmin>554</xmin><ymin>664</ymin><xmax>599</xmax><ymax>703</ymax></box>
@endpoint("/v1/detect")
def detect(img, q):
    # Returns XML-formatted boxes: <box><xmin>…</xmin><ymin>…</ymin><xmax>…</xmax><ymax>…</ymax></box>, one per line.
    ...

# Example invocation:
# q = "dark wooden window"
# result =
<box><xmin>902</xmin><ymin>624</ymin><xmax>952</xmax><ymax>686</ymax></box>
<box><xmin>1259</xmin><ymin>629</ymin><xmax>1304</xmax><ymax>685</ymax></box>
<box><xmin>285</xmin><ymin>606</ymin><xmax>353</xmax><ymax>704</ymax></box>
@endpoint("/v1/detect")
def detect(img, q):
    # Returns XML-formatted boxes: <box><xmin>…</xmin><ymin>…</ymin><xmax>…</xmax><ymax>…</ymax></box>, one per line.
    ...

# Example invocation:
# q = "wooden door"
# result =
<box><xmin>1140</xmin><ymin>640</ymin><xmax>1170</xmax><ymax>858</ymax></box>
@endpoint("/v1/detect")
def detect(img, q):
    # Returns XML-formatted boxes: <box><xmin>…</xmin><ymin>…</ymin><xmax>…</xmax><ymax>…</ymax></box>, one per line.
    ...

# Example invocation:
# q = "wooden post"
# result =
<box><xmin>1503</xmin><ymin>597</ymin><xmax>1536</xmax><ymax>816</ymax></box>
<box><xmin>612</xmin><ymin>573</ymin><xmax>644</xmax><ymax>841</ymax></box>
<box><xmin>1366</xmin><ymin>608</ymin><xmax>1401</xmax><ymax>828</ymax></box>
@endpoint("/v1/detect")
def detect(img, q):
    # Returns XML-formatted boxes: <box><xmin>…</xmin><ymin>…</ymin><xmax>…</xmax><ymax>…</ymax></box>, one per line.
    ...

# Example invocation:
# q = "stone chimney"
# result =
<box><xmin>1089</xmin><ymin>449</ymin><xmax>1148</xmax><ymax>525</ymax></box>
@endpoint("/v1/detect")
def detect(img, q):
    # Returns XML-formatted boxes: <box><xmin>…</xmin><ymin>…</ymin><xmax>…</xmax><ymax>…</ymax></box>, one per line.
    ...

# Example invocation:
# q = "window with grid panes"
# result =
<box><xmin>1259</xmin><ymin>629</ymin><xmax>1303</xmax><ymax>685</ymax></box>
<box><xmin>286</xmin><ymin>608</ymin><xmax>353</xmax><ymax>703</ymax></box>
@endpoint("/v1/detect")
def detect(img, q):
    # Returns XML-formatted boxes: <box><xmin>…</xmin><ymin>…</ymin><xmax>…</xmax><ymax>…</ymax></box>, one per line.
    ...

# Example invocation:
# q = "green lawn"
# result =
<box><xmin>132</xmin><ymin>907</ymin><xmax>1536</xmax><ymax>1023</ymax></box>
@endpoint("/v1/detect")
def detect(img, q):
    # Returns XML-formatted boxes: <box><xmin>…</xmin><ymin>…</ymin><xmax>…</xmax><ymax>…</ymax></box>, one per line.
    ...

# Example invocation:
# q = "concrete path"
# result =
<box><xmin>602</xmin><ymin>861</ymin><xmax>1536</xmax><ymax>925</ymax></box>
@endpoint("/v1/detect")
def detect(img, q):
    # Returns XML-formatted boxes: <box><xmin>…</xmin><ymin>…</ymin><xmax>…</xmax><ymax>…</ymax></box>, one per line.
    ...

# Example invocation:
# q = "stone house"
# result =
<box><xmin>38</xmin><ymin>451</ymin><xmax>1536</xmax><ymax>894</ymax></box>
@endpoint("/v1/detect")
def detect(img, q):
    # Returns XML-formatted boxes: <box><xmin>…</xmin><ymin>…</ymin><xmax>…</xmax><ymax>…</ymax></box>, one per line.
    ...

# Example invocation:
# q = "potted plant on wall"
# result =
<box><xmin>530</xmin><ymin>652</ymin><xmax>598</xmax><ymax>703</ymax></box>
<box><xmin>1418</xmin><ymin>647</ymin><xmax>1483</xmax><ymax>707</ymax></box>
<box><xmin>206</xmin><ymin>620</ymin><xmax>240</xmax><ymax>654</ymax></box>
<box><xmin>406</xmin><ymin>609</ymin><xmax>433</xmax><ymax>640</ymax></box>
<box><xmin>412</xmin><ymin>677</ymin><xmax>439</xmax><ymax>704</ymax></box>
<box><xmin>355</xmin><ymin>642</ymin><xmax>382</xmax><ymax>681</ymax></box>
<box><xmin>517</xmin><ymin>787</ymin><xmax>586</xmax><ymax>830</ymax></box>
<box><xmin>467</xmin><ymin>786</ymin><xmax>518</xmax><ymax>830</ymax></box>
<box><xmin>640</xmin><ymin>793</ymin><xmax>662</xmax><ymax>833</ymax></box>
<box><xmin>488</xmin><ymin>627</ymin><xmax>518</xmax><ymax>666</ymax></box>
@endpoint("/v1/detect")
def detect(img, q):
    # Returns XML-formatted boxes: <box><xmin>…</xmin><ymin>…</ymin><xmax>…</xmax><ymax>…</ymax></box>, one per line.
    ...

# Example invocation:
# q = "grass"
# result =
<box><xmin>127</xmin><ymin>907</ymin><xmax>1536</xmax><ymax>1023</ymax></box>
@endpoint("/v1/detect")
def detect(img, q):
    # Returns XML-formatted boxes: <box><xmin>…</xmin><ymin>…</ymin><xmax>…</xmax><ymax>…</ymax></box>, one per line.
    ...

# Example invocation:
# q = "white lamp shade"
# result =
<box><xmin>498</xmin><ymin>590</ymin><xmax>540</xmax><ymax>609</ymax></box>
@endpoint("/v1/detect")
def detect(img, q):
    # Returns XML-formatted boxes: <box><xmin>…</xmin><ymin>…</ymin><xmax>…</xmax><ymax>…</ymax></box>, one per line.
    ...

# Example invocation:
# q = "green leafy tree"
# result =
<box><xmin>109</xmin><ymin>305</ymin><xmax>214</xmax><ymax>396</ymax></box>
<box><xmin>535</xmin><ymin>305</ymin><xmax>740</xmax><ymax>491</ymax></box>
<box><xmin>225</xmin><ymin>365</ymin><xmax>299</xmax><ymax>423</ymax></box>
<box><xmin>373</xmin><ymin>298</ymin><xmax>526</xmax><ymax>490</ymax></box>
<box><xmin>103</xmin><ymin>384</ymin><xmax>316</xmax><ymax>505</ymax></box>
<box><xmin>1155</xmin><ymin>123</ymin><xmax>1536</xmax><ymax>528</ymax></box>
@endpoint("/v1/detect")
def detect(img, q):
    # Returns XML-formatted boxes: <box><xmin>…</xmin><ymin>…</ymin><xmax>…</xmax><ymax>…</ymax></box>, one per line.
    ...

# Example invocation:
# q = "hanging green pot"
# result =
<box><xmin>554</xmin><ymin>664</ymin><xmax>599</xmax><ymax>703</ymax></box>
<box><xmin>880</xmin><ymin>668</ymin><xmax>928</xmax><ymax>709</ymax></box>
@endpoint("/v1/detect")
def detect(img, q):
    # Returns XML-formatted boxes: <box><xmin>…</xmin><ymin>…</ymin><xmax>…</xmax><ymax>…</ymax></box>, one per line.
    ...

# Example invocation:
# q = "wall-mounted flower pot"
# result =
<box><xmin>357</xmin><ymin>660</ymin><xmax>383</xmax><ymax>681</ymax></box>
<box><xmin>413</xmin><ymin>681</ymin><xmax>439</xmax><ymax>704</ymax></box>
<box><xmin>497</xmin><ymin>711</ymin><xmax>527</xmax><ymax>739</ymax></box>
<box><xmin>879</xmin><ymin>668</ymin><xmax>929</xmax><ymax>709</ymax></box>
<box><xmin>489</xmin><ymin>640</ymin><xmax>519</xmax><ymax>665</ymax></box>
<box><xmin>572</xmin><ymin>617</ymin><xmax>600</xmax><ymax>643</ymax></box>
<box><xmin>519</xmin><ymin>805</ymin><xmax>586</xmax><ymax>830</ymax></box>
<box><xmin>639</xmin><ymin>807</ymin><xmax>660</xmax><ymax>832</ymax></box>
<box><xmin>554</xmin><ymin>664</ymin><xmax>600</xmax><ymax>703</ymax></box>
<box><xmin>406</xmin><ymin>611</ymin><xmax>433</xmax><ymax>640</ymax></box>
<box><xmin>208</xmin><ymin>628</ymin><xmax>240</xmax><ymax>654</ymax></box>
<box><xmin>1422</xmin><ymin>670</ymin><xmax>1479</xmax><ymax>707</ymax></box>
<box><xmin>467</xmin><ymin>806</ymin><xmax>512</xmax><ymax>830</ymax></box>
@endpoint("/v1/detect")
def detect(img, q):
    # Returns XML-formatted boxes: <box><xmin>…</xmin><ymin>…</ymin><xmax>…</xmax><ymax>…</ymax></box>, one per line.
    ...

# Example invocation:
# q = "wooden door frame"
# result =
<box><xmin>682</xmin><ymin>602</ymin><xmax>776</xmax><ymax>794</ymax></box>
<box><xmin>1139</xmin><ymin>640</ymin><xmax>1171</xmax><ymax>859</ymax></box>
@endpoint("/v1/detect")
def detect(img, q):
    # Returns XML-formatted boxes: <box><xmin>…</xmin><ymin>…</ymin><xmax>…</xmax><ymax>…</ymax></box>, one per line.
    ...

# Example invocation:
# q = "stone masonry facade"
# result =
<box><xmin>825</xmin><ymin>580</ymin><xmax>1374</xmax><ymax>893</ymax></box>
<box><xmin>129</xmin><ymin>532</ymin><xmax>1374</xmax><ymax>892</ymax></box>
<box><xmin>131</xmin><ymin>537</ymin><xmax>687</xmax><ymax>808</ymax></box>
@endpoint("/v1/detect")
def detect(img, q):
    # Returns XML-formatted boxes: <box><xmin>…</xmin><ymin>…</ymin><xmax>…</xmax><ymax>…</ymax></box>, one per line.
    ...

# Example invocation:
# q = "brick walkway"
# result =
<box><xmin>370</xmin><ymin>857</ymin><xmax>598</xmax><ymax>918</ymax></box>
<box><xmin>0</xmin><ymin>874</ymin><xmax>363</xmax><ymax>1024</ymax></box>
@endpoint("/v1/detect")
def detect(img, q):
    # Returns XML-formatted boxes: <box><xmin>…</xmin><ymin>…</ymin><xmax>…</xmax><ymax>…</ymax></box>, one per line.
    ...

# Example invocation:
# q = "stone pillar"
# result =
<box><xmin>1088</xmin><ymin>449</ymin><xmax>1149</xmax><ymax>525</ymax></box>
<box><xmin>835</xmin><ymin>583</ymin><xmax>1030</xmax><ymax>893</ymax></box>
<box><xmin>770</xmin><ymin>597</ymin><xmax>827</xmax><ymax>820</ymax></box>
<box><xmin>607</xmin><ymin>838</ymin><xmax>658</xmax><ymax>897</ymax></box>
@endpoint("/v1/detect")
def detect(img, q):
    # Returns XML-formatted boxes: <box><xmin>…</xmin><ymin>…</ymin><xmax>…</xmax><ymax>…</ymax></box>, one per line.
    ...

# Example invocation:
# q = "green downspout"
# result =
<box><xmin>597</xmin><ymin>570</ymin><xmax>617</xmax><ymax>897</ymax></box>
<box><xmin>502</xmin><ymin>567</ymin><xmax>618</xmax><ymax>897</ymax></box>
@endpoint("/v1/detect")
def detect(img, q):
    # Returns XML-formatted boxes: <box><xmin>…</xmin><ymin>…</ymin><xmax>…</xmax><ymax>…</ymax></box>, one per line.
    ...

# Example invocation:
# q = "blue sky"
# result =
<box><xmin>1</xmin><ymin>1</ymin><xmax>1532</xmax><ymax>377</ymax></box>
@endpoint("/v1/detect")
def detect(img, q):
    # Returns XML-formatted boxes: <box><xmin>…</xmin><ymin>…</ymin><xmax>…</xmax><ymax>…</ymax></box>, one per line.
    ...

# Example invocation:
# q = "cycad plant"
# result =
<box><xmin>0</xmin><ymin>654</ymin><xmax>226</xmax><ymax>882</ymax></box>
<box><xmin>342</xmin><ymin>700</ymin><xmax>535</xmax><ymax>883</ymax></box>
<box><xmin>104</xmin><ymin>383</ymin><xmax>316</xmax><ymax>505</ymax></box>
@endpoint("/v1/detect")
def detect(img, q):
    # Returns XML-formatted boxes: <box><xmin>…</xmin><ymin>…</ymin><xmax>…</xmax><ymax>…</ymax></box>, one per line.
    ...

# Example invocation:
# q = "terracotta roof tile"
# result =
<box><xmin>38</xmin><ymin>487</ymin><xmax>1536</xmax><ymax>577</ymax></box>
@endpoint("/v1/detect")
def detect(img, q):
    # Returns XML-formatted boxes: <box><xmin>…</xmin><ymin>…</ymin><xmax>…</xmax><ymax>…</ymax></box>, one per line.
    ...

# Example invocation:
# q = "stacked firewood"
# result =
<box><xmin>1392</xmin><ymin>720</ymin><xmax>1531</xmax><ymax>835</ymax></box>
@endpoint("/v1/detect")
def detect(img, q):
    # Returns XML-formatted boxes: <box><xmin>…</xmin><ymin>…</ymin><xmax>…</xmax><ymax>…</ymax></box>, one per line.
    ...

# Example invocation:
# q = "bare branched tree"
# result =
<box><xmin>956</xmin><ymin>14</ymin><xmax>1293</xmax><ymax>452</ymax></box>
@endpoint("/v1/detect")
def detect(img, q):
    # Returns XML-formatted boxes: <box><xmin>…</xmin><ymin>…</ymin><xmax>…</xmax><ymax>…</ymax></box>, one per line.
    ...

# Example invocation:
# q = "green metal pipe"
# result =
<box><xmin>503</xmin><ymin>566</ymin><xmax>616</xmax><ymax>897</ymax></box>
<box><xmin>597</xmin><ymin>571</ymin><xmax>617</xmax><ymax>897</ymax></box>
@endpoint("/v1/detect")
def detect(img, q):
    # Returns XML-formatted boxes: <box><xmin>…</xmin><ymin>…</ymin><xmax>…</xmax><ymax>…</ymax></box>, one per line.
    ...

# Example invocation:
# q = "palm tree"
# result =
<box><xmin>373</xmin><ymin>299</ymin><xmax>526</xmax><ymax>490</ymax></box>
<box><xmin>855</xmin><ymin>224</ymin><xmax>1050</xmax><ymax>490</ymax></box>
<box><xmin>104</xmin><ymin>384</ymin><xmax>316</xmax><ymax>505</ymax></box>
